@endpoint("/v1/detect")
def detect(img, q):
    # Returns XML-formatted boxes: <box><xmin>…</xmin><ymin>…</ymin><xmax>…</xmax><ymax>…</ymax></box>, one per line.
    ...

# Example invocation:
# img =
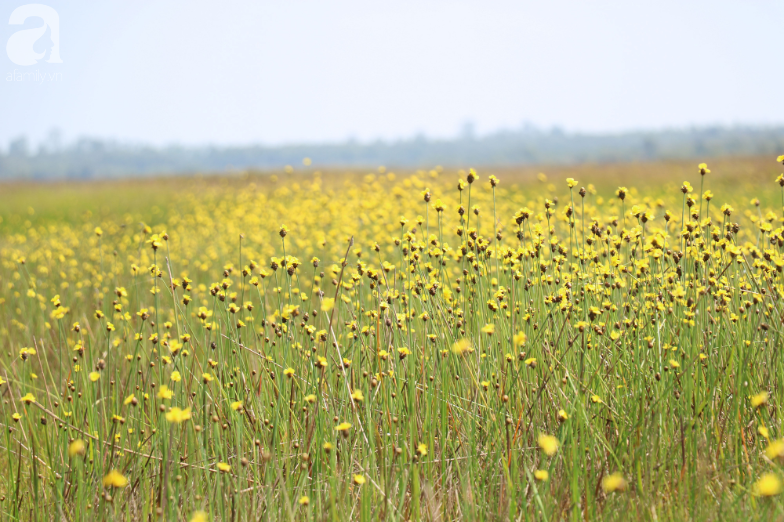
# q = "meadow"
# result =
<box><xmin>1</xmin><ymin>155</ymin><xmax>784</xmax><ymax>521</ymax></box>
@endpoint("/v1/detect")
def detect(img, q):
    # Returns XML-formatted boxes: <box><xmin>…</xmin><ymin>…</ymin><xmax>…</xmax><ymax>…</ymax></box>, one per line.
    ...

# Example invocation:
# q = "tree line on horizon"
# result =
<box><xmin>2</xmin><ymin>125</ymin><xmax>784</xmax><ymax>179</ymax></box>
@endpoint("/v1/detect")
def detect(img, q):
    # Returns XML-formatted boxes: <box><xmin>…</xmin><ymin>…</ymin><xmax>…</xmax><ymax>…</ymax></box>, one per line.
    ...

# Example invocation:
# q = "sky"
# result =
<box><xmin>1</xmin><ymin>0</ymin><xmax>783</xmax><ymax>149</ymax></box>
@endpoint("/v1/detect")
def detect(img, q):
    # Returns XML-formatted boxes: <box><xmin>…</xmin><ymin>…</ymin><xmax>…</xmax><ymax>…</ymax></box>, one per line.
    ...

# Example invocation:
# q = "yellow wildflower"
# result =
<box><xmin>538</xmin><ymin>433</ymin><xmax>559</xmax><ymax>457</ymax></box>
<box><xmin>102</xmin><ymin>469</ymin><xmax>128</xmax><ymax>488</ymax></box>
<box><xmin>753</xmin><ymin>473</ymin><xmax>782</xmax><ymax>497</ymax></box>
<box><xmin>165</xmin><ymin>407</ymin><xmax>191</xmax><ymax>423</ymax></box>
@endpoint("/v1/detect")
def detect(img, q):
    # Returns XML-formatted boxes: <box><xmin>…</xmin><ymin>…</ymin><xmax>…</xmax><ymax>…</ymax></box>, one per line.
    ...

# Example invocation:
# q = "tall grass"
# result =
<box><xmin>1</xmin><ymin>158</ymin><xmax>784</xmax><ymax>520</ymax></box>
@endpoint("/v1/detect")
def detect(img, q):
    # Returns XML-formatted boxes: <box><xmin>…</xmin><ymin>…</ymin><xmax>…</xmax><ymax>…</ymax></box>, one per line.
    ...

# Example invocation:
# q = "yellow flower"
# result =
<box><xmin>189</xmin><ymin>511</ymin><xmax>208</xmax><ymax>522</ymax></box>
<box><xmin>353</xmin><ymin>474</ymin><xmax>366</xmax><ymax>485</ymax></box>
<box><xmin>591</xmin><ymin>395</ymin><xmax>602</xmax><ymax>404</ymax></box>
<box><xmin>698</xmin><ymin>162</ymin><xmax>710</xmax><ymax>175</ymax></box>
<box><xmin>566</xmin><ymin>178</ymin><xmax>578</xmax><ymax>188</ymax></box>
<box><xmin>89</xmin><ymin>371</ymin><xmax>100</xmax><ymax>382</ymax></box>
<box><xmin>417</xmin><ymin>443</ymin><xmax>427</xmax><ymax>456</ymax></box>
<box><xmin>102</xmin><ymin>469</ymin><xmax>128</xmax><ymax>488</ymax></box>
<box><xmin>765</xmin><ymin>439</ymin><xmax>784</xmax><ymax>460</ymax></box>
<box><xmin>157</xmin><ymin>385</ymin><xmax>173</xmax><ymax>400</ymax></box>
<box><xmin>217</xmin><ymin>462</ymin><xmax>231</xmax><ymax>473</ymax></box>
<box><xmin>481</xmin><ymin>323</ymin><xmax>495</xmax><ymax>335</ymax></box>
<box><xmin>298</xmin><ymin>496</ymin><xmax>310</xmax><ymax>506</ymax></box>
<box><xmin>165</xmin><ymin>407</ymin><xmax>191</xmax><ymax>424</ymax></box>
<box><xmin>451</xmin><ymin>338</ymin><xmax>472</xmax><ymax>355</ymax></box>
<box><xmin>68</xmin><ymin>439</ymin><xmax>86</xmax><ymax>457</ymax></box>
<box><xmin>283</xmin><ymin>367</ymin><xmax>295</xmax><ymax>378</ymax></box>
<box><xmin>20</xmin><ymin>393</ymin><xmax>35</xmax><ymax>404</ymax></box>
<box><xmin>513</xmin><ymin>332</ymin><xmax>527</xmax><ymax>346</ymax></box>
<box><xmin>753</xmin><ymin>473</ymin><xmax>782</xmax><ymax>497</ymax></box>
<box><xmin>557</xmin><ymin>409</ymin><xmax>569</xmax><ymax>422</ymax></box>
<box><xmin>123</xmin><ymin>394</ymin><xmax>136</xmax><ymax>405</ymax></box>
<box><xmin>231</xmin><ymin>401</ymin><xmax>243</xmax><ymax>411</ymax></box>
<box><xmin>202</xmin><ymin>373</ymin><xmax>214</xmax><ymax>383</ymax></box>
<box><xmin>170</xmin><ymin>370</ymin><xmax>182</xmax><ymax>382</ymax></box>
<box><xmin>668</xmin><ymin>359</ymin><xmax>680</xmax><ymax>370</ymax></box>
<box><xmin>751</xmin><ymin>392</ymin><xmax>769</xmax><ymax>408</ymax></box>
<box><xmin>351</xmin><ymin>389</ymin><xmax>364</xmax><ymax>402</ymax></box>
<box><xmin>534</xmin><ymin>469</ymin><xmax>549</xmax><ymax>481</ymax></box>
<box><xmin>321</xmin><ymin>298</ymin><xmax>335</xmax><ymax>312</ymax></box>
<box><xmin>538</xmin><ymin>433</ymin><xmax>559</xmax><ymax>457</ymax></box>
<box><xmin>335</xmin><ymin>422</ymin><xmax>352</xmax><ymax>432</ymax></box>
<box><xmin>601</xmin><ymin>472</ymin><xmax>627</xmax><ymax>493</ymax></box>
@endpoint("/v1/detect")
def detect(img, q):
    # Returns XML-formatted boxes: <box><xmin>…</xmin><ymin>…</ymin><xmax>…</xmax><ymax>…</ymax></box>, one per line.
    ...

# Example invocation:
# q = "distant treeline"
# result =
<box><xmin>2</xmin><ymin>126</ymin><xmax>784</xmax><ymax>180</ymax></box>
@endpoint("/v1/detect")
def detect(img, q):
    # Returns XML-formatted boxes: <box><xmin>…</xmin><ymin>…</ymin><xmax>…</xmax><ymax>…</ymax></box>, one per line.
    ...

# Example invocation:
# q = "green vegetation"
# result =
<box><xmin>1</xmin><ymin>156</ymin><xmax>784</xmax><ymax>520</ymax></box>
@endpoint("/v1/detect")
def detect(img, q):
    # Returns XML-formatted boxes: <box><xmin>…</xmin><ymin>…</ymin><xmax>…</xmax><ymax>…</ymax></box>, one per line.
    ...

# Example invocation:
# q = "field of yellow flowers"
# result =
<box><xmin>2</xmin><ymin>156</ymin><xmax>784</xmax><ymax>521</ymax></box>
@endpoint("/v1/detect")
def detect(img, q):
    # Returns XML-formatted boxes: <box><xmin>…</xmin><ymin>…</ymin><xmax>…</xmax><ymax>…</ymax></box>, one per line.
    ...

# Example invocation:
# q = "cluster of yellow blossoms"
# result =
<box><xmin>2</xmin><ymin>157</ymin><xmax>784</xmax><ymax>519</ymax></box>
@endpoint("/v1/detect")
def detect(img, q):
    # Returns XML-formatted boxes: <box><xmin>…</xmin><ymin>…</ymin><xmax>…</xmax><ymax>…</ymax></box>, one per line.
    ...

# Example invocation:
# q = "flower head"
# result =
<box><xmin>451</xmin><ymin>338</ymin><xmax>472</xmax><ymax>355</ymax></box>
<box><xmin>753</xmin><ymin>473</ymin><xmax>782</xmax><ymax>497</ymax></box>
<box><xmin>601</xmin><ymin>472</ymin><xmax>627</xmax><ymax>493</ymax></box>
<box><xmin>165</xmin><ymin>407</ymin><xmax>191</xmax><ymax>424</ymax></box>
<box><xmin>751</xmin><ymin>392</ymin><xmax>769</xmax><ymax>409</ymax></box>
<box><xmin>538</xmin><ymin>433</ymin><xmax>559</xmax><ymax>457</ymax></box>
<box><xmin>68</xmin><ymin>439</ymin><xmax>86</xmax><ymax>457</ymax></box>
<box><xmin>189</xmin><ymin>511</ymin><xmax>209</xmax><ymax>522</ymax></box>
<box><xmin>102</xmin><ymin>469</ymin><xmax>128</xmax><ymax>488</ymax></box>
<box><xmin>766</xmin><ymin>439</ymin><xmax>784</xmax><ymax>460</ymax></box>
<box><xmin>154</xmin><ymin>382</ymin><xmax>173</xmax><ymax>398</ymax></box>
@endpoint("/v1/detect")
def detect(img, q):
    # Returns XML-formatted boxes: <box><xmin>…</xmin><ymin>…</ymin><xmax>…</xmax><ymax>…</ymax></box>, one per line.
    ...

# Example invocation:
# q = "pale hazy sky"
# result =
<box><xmin>1</xmin><ymin>0</ymin><xmax>783</xmax><ymax>149</ymax></box>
